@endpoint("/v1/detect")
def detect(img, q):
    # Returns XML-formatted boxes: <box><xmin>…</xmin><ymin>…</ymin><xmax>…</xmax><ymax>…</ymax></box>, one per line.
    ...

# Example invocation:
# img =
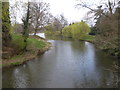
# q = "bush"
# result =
<box><xmin>62</xmin><ymin>26</ymin><xmax>72</xmax><ymax>38</ymax></box>
<box><xmin>62</xmin><ymin>21</ymin><xmax>91</xmax><ymax>40</ymax></box>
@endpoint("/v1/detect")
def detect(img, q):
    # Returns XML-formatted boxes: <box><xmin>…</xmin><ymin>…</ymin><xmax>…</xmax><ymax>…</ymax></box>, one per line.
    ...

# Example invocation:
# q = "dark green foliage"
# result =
<box><xmin>89</xmin><ymin>27</ymin><xmax>97</xmax><ymax>35</ymax></box>
<box><xmin>2</xmin><ymin>2</ymin><xmax>11</xmax><ymax>47</ymax></box>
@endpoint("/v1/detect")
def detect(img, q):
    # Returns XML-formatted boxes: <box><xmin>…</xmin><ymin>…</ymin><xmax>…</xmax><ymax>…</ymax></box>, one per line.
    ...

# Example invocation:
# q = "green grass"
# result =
<box><xmin>27</xmin><ymin>38</ymin><xmax>46</xmax><ymax>49</ymax></box>
<box><xmin>10</xmin><ymin>62</ymin><xmax>21</xmax><ymax>65</ymax></box>
<box><xmin>0</xmin><ymin>64</ymin><xmax>2</xmax><ymax>67</ymax></box>
<box><xmin>11</xmin><ymin>34</ymin><xmax>46</xmax><ymax>50</ymax></box>
<box><xmin>11</xmin><ymin>34</ymin><xmax>25</xmax><ymax>50</ymax></box>
<box><xmin>11</xmin><ymin>55</ymin><xmax>22</xmax><ymax>60</ymax></box>
<box><xmin>80</xmin><ymin>35</ymin><xmax>95</xmax><ymax>42</ymax></box>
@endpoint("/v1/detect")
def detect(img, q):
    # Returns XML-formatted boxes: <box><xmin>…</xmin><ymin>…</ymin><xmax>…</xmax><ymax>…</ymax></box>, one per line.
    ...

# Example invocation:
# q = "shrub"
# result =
<box><xmin>62</xmin><ymin>21</ymin><xmax>91</xmax><ymax>40</ymax></box>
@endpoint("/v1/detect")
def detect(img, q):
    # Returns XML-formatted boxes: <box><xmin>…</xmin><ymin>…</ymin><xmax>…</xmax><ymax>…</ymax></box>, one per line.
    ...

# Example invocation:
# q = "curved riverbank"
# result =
<box><xmin>45</xmin><ymin>34</ymin><xmax>119</xmax><ymax>58</ymax></box>
<box><xmin>2</xmin><ymin>35</ymin><xmax>52</xmax><ymax>68</ymax></box>
<box><xmin>2</xmin><ymin>39</ymin><xmax>118</xmax><ymax>88</ymax></box>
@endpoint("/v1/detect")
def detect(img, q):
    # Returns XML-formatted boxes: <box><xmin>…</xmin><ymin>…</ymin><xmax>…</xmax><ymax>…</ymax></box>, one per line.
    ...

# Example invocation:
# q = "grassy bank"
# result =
<box><xmin>79</xmin><ymin>35</ymin><xmax>95</xmax><ymax>43</ymax></box>
<box><xmin>45</xmin><ymin>31</ymin><xmax>95</xmax><ymax>42</ymax></box>
<box><xmin>45</xmin><ymin>30</ymin><xmax>119</xmax><ymax>57</ymax></box>
<box><xmin>2</xmin><ymin>34</ymin><xmax>51</xmax><ymax>68</ymax></box>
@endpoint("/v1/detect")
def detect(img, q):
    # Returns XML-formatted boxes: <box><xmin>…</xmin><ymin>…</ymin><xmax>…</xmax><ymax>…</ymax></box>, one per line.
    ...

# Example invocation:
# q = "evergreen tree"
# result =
<box><xmin>2</xmin><ymin>2</ymin><xmax>11</xmax><ymax>47</ymax></box>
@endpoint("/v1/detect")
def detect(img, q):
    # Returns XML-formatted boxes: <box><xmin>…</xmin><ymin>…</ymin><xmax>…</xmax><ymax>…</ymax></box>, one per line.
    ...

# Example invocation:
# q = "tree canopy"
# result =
<box><xmin>62</xmin><ymin>21</ymin><xmax>90</xmax><ymax>40</ymax></box>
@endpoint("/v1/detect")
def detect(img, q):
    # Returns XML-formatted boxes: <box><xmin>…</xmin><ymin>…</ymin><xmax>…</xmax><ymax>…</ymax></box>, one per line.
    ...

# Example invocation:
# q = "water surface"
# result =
<box><xmin>2</xmin><ymin>33</ymin><xmax>117</xmax><ymax>88</ymax></box>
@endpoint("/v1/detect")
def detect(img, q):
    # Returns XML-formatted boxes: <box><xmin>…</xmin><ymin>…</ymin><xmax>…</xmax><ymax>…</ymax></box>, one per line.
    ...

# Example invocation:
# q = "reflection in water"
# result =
<box><xmin>2</xmin><ymin>34</ymin><xmax>117</xmax><ymax>88</ymax></box>
<box><xmin>12</xmin><ymin>68</ymin><xmax>29</xmax><ymax>88</ymax></box>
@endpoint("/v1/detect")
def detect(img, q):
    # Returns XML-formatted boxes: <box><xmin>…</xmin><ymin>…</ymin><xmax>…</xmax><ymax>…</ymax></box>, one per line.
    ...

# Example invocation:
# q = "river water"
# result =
<box><xmin>2</xmin><ymin>33</ymin><xmax>117</xmax><ymax>88</ymax></box>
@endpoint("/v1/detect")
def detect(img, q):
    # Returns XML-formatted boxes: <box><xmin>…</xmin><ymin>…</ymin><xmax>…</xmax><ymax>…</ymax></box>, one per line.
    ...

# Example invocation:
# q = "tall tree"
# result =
<box><xmin>2</xmin><ymin>1</ymin><xmax>11</xmax><ymax>47</ymax></box>
<box><xmin>29</xmin><ymin>2</ymin><xmax>50</xmax><ymax>35</ymax></box>
<box><xmin>51</xmin><ymin>15</ymin><xmax>68</xmax><ymax>32</ymax></box>
<box><xmin>22</xmin><ymin>2</ymin><xmax>30</xmax><ymax>51</ymax></box>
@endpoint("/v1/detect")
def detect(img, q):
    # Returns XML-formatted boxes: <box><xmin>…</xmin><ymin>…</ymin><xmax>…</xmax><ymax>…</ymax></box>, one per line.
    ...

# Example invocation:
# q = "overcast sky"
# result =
<box><xmin>38</xmin><ymin>0</ymin><xmax>104</xmax><ymax>25</ymax></box>
<box><xmin>43</xmin><ymin>0</ymin><xmax>90</xmax><ymax>23</ymax></box>
<box><xmin>10</xmin><ymin>0</ymin><xmax>107</xmax><ymax>25</ymax></box>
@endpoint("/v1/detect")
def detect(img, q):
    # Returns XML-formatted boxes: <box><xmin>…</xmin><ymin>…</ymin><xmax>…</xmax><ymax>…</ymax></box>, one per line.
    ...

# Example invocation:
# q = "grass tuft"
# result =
<box><xmin>10</xmin><ymin>62</ymin><xmax>21</xmax><ymax>65</ymax></box>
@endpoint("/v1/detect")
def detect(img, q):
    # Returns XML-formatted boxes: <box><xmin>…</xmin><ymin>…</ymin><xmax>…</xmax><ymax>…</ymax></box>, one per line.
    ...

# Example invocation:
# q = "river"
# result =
<box><xmin>2</xmin><ymin>33</ymin><xmax>117</xmax><ymax>88</ymax></box>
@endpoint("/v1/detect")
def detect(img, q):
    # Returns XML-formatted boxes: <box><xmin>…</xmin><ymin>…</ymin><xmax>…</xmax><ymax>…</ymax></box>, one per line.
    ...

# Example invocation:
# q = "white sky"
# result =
<box><xmin>43</xmin><ymin>0</ymin><xmax>90</xmax><ymax>23</ymax></box>
<box><xmin>41</xmin><ymin>0</ymin><xmax>105</xmax><ymax>25</ymax></box>
<box><xmin>10</xmin><ymin>0</ymin><xmax>109</xmax><ymax>25</ymax></box>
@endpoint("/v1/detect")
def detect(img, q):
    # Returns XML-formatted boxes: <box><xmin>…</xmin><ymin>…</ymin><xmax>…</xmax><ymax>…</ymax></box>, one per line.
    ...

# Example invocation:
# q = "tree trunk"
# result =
<box><xmin>23</xmin><ymin>38</ymin><xmax>27</xmax><ymax>51</ymax></box>
<box><xmin>34</xmin><ymin>29</ymin><xmax>37</xmax><ymax>35</ymax></box>
<box><xmin>22</xmin><ymin>2</ymin><xmax>30</xmax><ymax>52</ymax></box>
<box><xmin>34</xmin><ymin>27</ymin><xmax>38</xmax><ymax>35</ymax></box>
<box><xmin>108</xmin><ymin>0</ymin><xmax>113</xmax><ymax>15</ymax></box>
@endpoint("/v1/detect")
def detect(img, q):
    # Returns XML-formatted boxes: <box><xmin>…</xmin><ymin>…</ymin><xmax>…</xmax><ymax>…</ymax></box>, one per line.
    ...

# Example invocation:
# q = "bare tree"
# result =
<box><xmin>53</xmin><ymin>17</ymin><xmax>62</xmax><ymax>31</ymax></box>
<box><xmin>59</xmin><ymin>14</ymin><xmax>68</xmax><ymax>28</ymax></box>
<box><xmin>76</xmin><ymin>0</ymin><xmax>120</xmax><ymax>57</ymax></box>
<box><xmin>29</xmin><ymin>2</ymin><xmax>50</xmax><ymax>35</ymax></box>
<box><xmin>51</xmin><ymin>14</ymin><xmax>68</xmax><ymax>32</ymax></box>
<box><xmin>76</xmin><ymin>0</ymin><xmax>119</xmax><ymax>18</ymax></box>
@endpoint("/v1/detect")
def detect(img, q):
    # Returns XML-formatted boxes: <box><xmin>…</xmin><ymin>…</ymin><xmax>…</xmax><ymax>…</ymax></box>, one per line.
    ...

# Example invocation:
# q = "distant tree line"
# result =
<box><xmin>44</xmin><ymin>14</ymin><xmax>68</xmax><ymax>36</ymax></box>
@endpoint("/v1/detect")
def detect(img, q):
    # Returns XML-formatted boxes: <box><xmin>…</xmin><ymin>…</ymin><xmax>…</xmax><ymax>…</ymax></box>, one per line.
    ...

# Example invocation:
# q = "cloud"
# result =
<box><xmin>10</xmin><ymin>0</ymin><xmax>104</xmax><ymax>25</ymax></box>
<box><xmin>43</xmin><ymin>0</ymin><xmax>90</xmax><ymax>23</ymax></box>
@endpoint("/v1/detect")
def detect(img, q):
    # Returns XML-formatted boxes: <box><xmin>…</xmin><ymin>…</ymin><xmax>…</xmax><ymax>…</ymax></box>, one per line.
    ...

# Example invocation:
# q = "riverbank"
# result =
<box><xmin>3</xmin><ymin>39</ymin><xmax>118</xmax><ymax>88</ymax></box>
<box><xmin>45</xmin><ymin>34</ymin><xmax>119</xmax><ymax>58</ymax></box>
<box><xmin>2</xmin><ymin>34</ymin><xmax>51</xmax><ymax>68</ymax></box>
